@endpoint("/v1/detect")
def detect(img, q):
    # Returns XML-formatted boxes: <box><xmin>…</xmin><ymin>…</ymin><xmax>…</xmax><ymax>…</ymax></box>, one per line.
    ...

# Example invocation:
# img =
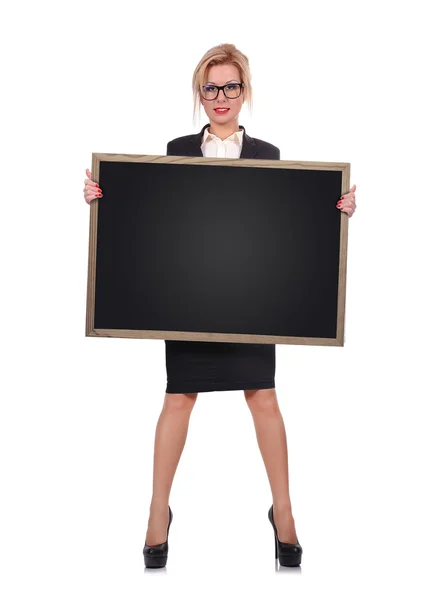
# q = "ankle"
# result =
<box><xmin>273</xmin><ymin>501</ymin><xmax>293</xmax><ymax>513</ymax></box>
<box><xmin>150</xmin><ymin>498</ymin><xmax>170</xmax><ymax>511</ymax></box>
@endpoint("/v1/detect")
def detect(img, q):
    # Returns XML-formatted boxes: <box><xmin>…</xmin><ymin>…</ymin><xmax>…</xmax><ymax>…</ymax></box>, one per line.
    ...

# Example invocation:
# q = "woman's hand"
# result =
<box><xmin>83</xmin><ymin>168</ymin><xmax>103</xmax><ymax>204</ymax></box>
<box><xmin>336</xmin><ymin>184</ymin><xmax>356</xmax><ymax>217</ymax></box>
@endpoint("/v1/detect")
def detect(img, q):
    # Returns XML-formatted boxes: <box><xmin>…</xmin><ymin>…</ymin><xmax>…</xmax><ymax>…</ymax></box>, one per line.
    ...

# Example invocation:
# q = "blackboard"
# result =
<box><xmin>85</xmin><ymin>154</ymin><xmax>350</xmax><ymax>346</ymax></box>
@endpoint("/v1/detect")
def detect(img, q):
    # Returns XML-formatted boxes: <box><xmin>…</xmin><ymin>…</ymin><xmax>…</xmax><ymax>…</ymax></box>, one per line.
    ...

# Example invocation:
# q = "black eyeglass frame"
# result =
<box><xmin>200</xmin><ymin>82</ymin><xmax>245</xmax><ymax>100</ymax></box>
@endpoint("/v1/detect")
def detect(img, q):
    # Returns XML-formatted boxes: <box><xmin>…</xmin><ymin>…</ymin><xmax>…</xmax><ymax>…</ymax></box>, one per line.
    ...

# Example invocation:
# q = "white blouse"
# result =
<box><xmin>201</xmin><ymin>126</ymin><xmax>244</xmax><ymax>158</ymax></box>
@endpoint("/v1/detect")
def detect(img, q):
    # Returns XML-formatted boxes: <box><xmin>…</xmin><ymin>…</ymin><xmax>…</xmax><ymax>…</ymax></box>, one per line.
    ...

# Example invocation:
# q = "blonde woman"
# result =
<box><xmin>83</xmin><ymin>43</ymin><xmax>357</xmax><ymax>568</ymax></box>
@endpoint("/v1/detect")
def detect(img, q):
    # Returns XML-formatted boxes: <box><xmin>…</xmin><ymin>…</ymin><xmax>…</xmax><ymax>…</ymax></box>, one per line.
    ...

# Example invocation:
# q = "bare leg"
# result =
<box><xmin>145</xmin><ymin>392</ymin><xmax>197</xmax><ymax>545</ymax></box>
<box><xmin>244</xmin><ymin>388</ymin><xmax>299</xmax><ymax>544</ymax></box>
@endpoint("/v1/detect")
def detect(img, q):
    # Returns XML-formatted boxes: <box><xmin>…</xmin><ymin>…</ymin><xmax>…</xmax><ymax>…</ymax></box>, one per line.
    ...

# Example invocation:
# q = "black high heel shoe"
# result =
<box><xmin>268</xmin><ymin>504</ymin><xmax>302</xmax><ymax>567</ymax></box>
<box><xmin>143</xmin><ymin>506</ymin><xmax>173</xmax><ymax>569</ymax></box>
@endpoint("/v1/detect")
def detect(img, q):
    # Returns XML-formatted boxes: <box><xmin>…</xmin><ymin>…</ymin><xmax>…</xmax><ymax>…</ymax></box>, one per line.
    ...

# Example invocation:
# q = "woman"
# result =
<box><xmin>83</xmin><ymin>43</ymin><xmax>357</xmax><ymax>568</ymax></box>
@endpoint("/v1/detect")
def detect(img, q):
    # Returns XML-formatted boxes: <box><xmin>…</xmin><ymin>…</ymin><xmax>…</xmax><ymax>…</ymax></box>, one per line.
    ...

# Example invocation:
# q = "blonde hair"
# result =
<box><xmin>191</xmin><ymin>43</ymin><xmax>253</xmax><ymax>126</ymax></box>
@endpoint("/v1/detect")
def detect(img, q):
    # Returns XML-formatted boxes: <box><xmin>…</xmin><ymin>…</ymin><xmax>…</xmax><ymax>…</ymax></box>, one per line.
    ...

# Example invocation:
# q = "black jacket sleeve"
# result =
<box><xmin>166</xmin><ymin>141</ymin><xmax>180</xmax><ymax>156</ymax></box>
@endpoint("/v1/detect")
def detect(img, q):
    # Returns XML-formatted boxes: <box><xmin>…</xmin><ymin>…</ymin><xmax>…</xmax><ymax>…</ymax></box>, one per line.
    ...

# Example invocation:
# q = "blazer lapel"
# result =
<box><xmin>188</xmin><ymin>123</ymin><xmax>258</xmax><ymax>158</ymax></box>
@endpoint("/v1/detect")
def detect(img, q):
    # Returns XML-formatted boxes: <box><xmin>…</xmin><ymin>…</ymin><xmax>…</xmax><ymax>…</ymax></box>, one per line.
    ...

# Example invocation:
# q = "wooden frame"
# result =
<box><xmin>86</xmin><ymin>153</ymin><xmax>350</xmax><ymax>346</ymax></box>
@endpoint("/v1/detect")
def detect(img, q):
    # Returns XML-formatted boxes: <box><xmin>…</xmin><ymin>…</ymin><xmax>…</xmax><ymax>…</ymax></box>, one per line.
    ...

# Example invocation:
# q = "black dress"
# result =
<box><xmin>165</xmin><ymin>123</ymin><xmax>280</xmax><ymax>394</ymax></box>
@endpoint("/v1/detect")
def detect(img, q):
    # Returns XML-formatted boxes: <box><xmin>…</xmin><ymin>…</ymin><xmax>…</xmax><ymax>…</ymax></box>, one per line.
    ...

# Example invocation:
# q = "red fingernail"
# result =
<box><xmin>95</xmin><ymin>183</ymin><xmax>99</xmax><ymax>187</ymax></box>
<box><xmin>341</xmin><ymin>196</ymin><xmax>344</xmax><ymax>199</ymax></box>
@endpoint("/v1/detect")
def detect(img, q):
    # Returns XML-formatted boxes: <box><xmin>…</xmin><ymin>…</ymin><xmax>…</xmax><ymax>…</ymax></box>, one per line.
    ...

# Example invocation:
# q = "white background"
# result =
<box><xmin>1</xmin><ymin>0</ymin><xmax>439</xmax><ymax>597</ymax></box>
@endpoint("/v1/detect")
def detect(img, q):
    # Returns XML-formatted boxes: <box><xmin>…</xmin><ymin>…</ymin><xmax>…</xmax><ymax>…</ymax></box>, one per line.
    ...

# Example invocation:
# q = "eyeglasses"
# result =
<box><xmin>200</xmin><ymin>82</ymin><xmax>244</xmax><ymax>100</ymax></box>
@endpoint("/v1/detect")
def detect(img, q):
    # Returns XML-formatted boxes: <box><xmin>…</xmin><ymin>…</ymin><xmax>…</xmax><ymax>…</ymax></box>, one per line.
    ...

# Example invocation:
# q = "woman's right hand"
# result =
<box><xmin>84</xmin><ymin>168</ymin><xmax>103</xmax><ymax>204</ymax></box>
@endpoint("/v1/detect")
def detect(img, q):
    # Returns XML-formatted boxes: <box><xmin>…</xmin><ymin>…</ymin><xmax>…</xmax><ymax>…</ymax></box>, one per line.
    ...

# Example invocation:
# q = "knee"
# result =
<box><xmin>164</xmin><ymin>392</ymin><xmax>198</xmax><ymax>412</ymax></box>
<box><xmin>244</xmin><ymin>388</ymin><xmax>279</xmax><ymax>415</ymax></box>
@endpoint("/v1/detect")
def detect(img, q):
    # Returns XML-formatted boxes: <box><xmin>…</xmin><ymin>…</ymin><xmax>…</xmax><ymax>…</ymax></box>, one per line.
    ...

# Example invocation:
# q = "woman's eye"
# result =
<box><xmin>226</xmin><ymin>85</ymin><xmax>238</xmax><ymax>90</ymax></box>
<box><xmin>204</xmin><ymin>86</ymin><xmax>215</xmax><ymax>92</ymax></box>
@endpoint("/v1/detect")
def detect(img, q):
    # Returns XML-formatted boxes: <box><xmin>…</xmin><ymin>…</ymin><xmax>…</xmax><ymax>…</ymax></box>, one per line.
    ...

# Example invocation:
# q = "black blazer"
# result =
<box><xmin>166</xmin><ymin>123</ymin><xmax>280</xmax><ymax>160</ymax></box>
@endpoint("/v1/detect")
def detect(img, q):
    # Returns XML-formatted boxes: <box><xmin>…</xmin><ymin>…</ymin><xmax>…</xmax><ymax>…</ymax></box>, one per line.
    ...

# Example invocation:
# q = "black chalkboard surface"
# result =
<box><xmin>85</xmin><ymin>154</ymin><xmax>350</xmax><ymax>346</ymax></box>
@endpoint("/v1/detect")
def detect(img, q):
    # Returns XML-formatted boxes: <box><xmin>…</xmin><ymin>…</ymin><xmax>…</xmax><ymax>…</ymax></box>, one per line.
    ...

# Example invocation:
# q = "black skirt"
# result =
<box><xmin>165</xmin><ymin>340</ymin><xmax>276</xmax><ymax>393</ymax></box>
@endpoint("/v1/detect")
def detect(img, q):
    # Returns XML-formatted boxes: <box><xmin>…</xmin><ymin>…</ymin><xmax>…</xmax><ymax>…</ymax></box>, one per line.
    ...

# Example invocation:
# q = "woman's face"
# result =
<box><xmin>200</xmin><ymin>63</ymin><xmax>245</xmax><ymax>126</ymax></box>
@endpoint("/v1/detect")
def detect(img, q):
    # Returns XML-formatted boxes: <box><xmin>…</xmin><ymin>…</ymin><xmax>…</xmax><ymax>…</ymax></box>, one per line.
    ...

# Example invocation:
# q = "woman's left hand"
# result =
<box><xmin>336</xmin><ymin>184</ymin><xmax>356</xmax><ymax>217</ymax></box>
